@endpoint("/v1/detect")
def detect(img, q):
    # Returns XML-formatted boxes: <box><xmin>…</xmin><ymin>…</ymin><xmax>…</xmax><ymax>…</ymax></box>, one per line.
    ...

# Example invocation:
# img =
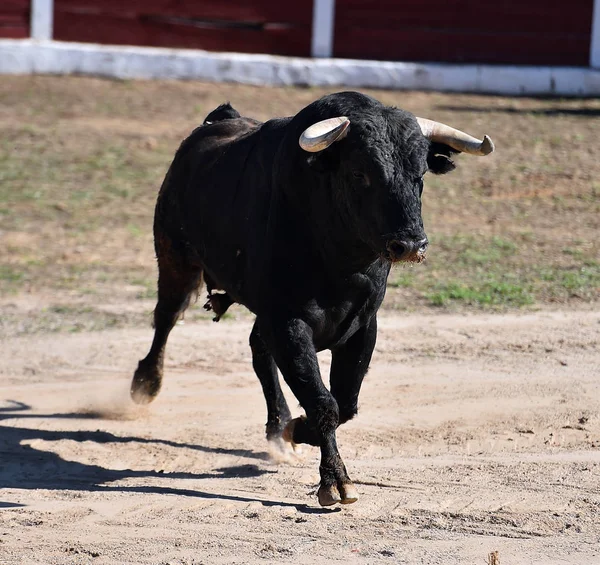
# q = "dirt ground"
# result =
<box><xmin>0</xmin><ymin>77</ymin><xmax>599</xmax><ymax>564</ymax></box>
<box><xmin>1</xmin><ymin>307</ymin><xmax>599</xmax><ymax>564</ymax></box>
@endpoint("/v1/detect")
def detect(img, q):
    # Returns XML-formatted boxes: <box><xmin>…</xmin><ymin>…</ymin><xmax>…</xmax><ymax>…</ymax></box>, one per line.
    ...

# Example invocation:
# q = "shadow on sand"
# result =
<box><xmin>0</xmin><ymin>400</ymin><xmax>332</xmax><ymax>514</ymax></box>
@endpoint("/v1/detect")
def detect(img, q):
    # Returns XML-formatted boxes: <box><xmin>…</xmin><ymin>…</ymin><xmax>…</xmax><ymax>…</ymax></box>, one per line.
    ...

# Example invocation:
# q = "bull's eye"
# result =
<box><xmin>352</xmin><ymin>170</ymin><xmax>368</xmax><ymax>184</ymax></box>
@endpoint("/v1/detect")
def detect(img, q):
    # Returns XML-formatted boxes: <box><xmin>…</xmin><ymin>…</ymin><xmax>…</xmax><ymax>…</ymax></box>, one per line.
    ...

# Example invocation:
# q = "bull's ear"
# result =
<box><xmin>427</xmin><ymin>142</ymin><xmax>458</xmax><ymax>175</ymax></box>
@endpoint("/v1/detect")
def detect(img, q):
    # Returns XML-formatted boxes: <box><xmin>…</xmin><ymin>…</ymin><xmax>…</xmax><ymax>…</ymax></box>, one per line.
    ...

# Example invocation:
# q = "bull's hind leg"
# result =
<box><xmin>131</xmin><ymin>236</ymin><xmax>202</xmax><ymax>404</ymax></box>
<box><xmin>250</xmin><ymin>320</ymin><xmax>292</xmax><ymax>441</ymax></box>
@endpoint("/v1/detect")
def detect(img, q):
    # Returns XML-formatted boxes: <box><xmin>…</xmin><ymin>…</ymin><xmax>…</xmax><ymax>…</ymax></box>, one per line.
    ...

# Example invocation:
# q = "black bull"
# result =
<box><xmin>130</xmin><ymin>91</ymin><xmax>493</xmax><ymax>506</ymax></box>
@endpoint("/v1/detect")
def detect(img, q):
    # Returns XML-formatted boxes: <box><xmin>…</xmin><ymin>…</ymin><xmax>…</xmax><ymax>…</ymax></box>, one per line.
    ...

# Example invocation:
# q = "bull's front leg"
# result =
<box><xmin>330</xmin><ymin>316</ymin><xmax>377</xmax><ymax>425</ymax></box>
<box><xmin>263</xmin><ymin>318</ymin><xmax>357</xmax><ymax>506</ymax></box>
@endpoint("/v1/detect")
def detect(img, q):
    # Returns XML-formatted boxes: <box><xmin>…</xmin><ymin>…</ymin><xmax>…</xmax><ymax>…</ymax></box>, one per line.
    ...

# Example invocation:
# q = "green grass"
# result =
<box><xmin>0</xmin><ymin>265</ymin><xmax>26</xmax><ymax>295</ymax></box>
<box><xmin>0</xmin><ymin>265</ymin><xmax>24</xmax><ymax>283</ymax></box>
<box><xmin>131</xmin><ymin>277</ymin><xmax>158</xmax><ymax>300</ymax></box>
<box><xmin>426</xmin><ymin>278</ymin><xmax>534</xmax><ymax>307</ymax></box>
<box><xmin>0</xmin><ymin>132</ymin><xmax>170</xmax><ymax>232</ymax></box>
<box><xmin>389</xmin><ymin>234</ymin><xmax>599</xmax><ymax>308</ymax></box>
<box><xmin>539</xmin><ymin>265</ymin><xmax>600</xmax><ymax>297</ymax></box>
<box><xmin>388</xmin><ymin>270</ymin><xmax>417</xmax><ymax>288</ymax></box>
<box><xmin>5</xmin><ymin>305</ymin><xmax>145</xmax><ymax>335</ymax></box>
<box><xmin>1</xmin><ymin>76</ymin><xmax>599</xmax><ymax>333</ymax></box>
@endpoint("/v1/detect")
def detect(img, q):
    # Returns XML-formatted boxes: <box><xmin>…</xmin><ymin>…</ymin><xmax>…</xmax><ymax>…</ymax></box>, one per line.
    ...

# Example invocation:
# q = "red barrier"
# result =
<box><xmin>334</xmin><ymin>0</ymin><xmax>594</xmax><ymax>66</ymax></box>
<box><xmin>53</xmin><ymin>1</ymin><xmax>312</xmax><ymax>56</ymax></box>
<box><xmin>0</xmin><ymin>0</ymin><xmax>30</xmax><ymax>39</ymax></box>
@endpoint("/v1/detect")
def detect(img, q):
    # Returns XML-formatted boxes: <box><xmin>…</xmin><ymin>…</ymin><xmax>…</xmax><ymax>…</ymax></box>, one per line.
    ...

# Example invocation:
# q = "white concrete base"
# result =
<box><xmin>1</xmin><ymin>39</ymin><xmax>599</xmax><ymax>96</ymax></box>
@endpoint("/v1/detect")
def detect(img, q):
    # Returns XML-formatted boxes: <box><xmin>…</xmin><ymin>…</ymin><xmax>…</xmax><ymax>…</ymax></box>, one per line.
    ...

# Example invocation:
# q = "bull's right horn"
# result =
<box><xmin>416</xmin><ymin>117</ymin><xmax>495</xmax><ymax>156</ymax></box>
<box><xmin>299</xmin><ymin>117</ymin><xmax>350</xmax><ymax>152</ymax></box>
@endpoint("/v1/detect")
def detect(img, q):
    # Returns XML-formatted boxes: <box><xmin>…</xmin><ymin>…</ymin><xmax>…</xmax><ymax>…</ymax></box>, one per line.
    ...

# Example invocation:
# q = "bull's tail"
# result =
<box><xmin>204</xmin><ymin>102</ymin><xmax>241</xmax><ymax>124</ymax></box>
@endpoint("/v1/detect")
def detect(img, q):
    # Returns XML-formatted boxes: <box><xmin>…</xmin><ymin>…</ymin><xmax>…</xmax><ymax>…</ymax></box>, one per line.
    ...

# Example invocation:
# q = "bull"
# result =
<box><xmin>130</xmin><ymin>91</ymin><xmax>494</xmax><ymax>506</ymax></box>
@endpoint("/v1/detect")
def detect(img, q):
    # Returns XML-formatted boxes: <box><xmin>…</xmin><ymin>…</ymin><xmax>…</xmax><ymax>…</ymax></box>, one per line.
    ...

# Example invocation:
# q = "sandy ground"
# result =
<box><xmin>1</xmin><ymin>308</ymin><xmax>599</xmax><ymax>564</ymax></box>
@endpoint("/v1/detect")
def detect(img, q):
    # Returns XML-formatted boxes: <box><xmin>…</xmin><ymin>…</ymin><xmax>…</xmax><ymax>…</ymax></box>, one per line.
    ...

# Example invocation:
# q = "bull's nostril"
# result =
<box><xmin>387</xmin><ymin>238</ymin><xmax>428</xmax><ymax>262</ymax></box>
<box><xmin>387</xmin><ymin>240</ymin><xmax>406</xmax><ymax>259</ymax></box>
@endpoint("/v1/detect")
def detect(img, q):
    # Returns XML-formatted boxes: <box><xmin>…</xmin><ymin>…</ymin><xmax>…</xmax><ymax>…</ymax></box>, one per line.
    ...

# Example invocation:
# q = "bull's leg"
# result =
<box><xmin>265</xmin><ymin>318</ymin><xmax>355</xmax><ymax>506</ymax></box>
<box><xmin>249</xmin><ymin>320</ymin><xmax>292</xmax><ymax>441</ymax></box>
<box><xmin>131</xmin><ymin>243</ymin><xmax>202</xmax><ymax>404</ymax></box>
<box><xmin>330</xmin><ymin>317</ymin><xmax>377</xmax><ymax>426</ymax></box>
<box><xmin>284</xmin><ymin>318</ymin><xmax>377</xmax><ymax>446</ymax></box>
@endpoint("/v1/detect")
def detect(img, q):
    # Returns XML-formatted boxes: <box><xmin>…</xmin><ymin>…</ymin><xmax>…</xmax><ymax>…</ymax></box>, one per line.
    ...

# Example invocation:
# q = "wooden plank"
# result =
<box><xmin>53</xmin><ymin>11</ymin><xmax>310</xmax><ymax>56</ymax></box>
<box><xmin>54</xmin><ymin>1</ymin><xmax>312</xmax><ymax>25</ymax></box>
<box><xmin>0</xmin><ymin>0</ymin><xmax>29</xmax><ymax>39</ymax></box>
<box><xmin>0</xmin><ymin>27</ymin><xmax>29</xmax><ymax>38</ymax></box>
<box><xmin>0</xmin><ymin>0</ymin><xmax>30</xmax><ymax>10</ymax></box>
<box><xmin>0</xmin><ymin>15</ymin><xmax>27</xmax><ymax>24</ymax></box>
<box><xmin>333</xmin><ymin>0</ymin><xmax>593</xmax><ymax>66</ymax></box>
<box><xmin>333</xmin><ymin>26</ymin><xmax>590</xmax><ymax>66</ymax></box>
<box><xmin>335</xmin><ymin>0</ymin><xmax>593</xmax><ymax>34</ymax></box>
<box><xmin>0</xmin><ymin>2</ymin><xmax>30</xmax><ymax>17</ymax></box>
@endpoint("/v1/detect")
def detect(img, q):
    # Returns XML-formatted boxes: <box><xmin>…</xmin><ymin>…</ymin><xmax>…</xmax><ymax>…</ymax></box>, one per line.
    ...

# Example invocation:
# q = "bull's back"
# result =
<box><xmin>155</xmin><ymin>115</ymin><xmax>278</xmax><ymax>307</ymax></box>
<box><xmin>157</xmin><ymin>117</ymin><xmax>258</xmax><ymax>233</ymax></box>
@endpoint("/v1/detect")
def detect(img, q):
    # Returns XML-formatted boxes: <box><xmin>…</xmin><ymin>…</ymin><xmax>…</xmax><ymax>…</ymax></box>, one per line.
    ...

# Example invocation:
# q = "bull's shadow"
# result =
<box><xmin>0</xmin><ymin>400</ymin><xmax>328</xmax><ymax>513</ymax></box>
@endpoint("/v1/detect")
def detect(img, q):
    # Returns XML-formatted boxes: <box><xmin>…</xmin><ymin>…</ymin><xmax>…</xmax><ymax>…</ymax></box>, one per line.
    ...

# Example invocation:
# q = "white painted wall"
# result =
<box><xmin>1</xmin><ymin>40</ymin><xmax>599</xmax><ymax>96</ymax></box>
<box><xmin>591</xmin><ymin>0</ymin><xmax>600</xmax><ymax>67</ymax></box>
<box><xmin>30</xmin><ymin>0</ymin><xmax>53</xmax><ymax>41</ymax></box>
<box><xmin>311</xmin><ymin>0</ymin><xmax>335</xmax><ymax>58</ymax></box>
<box><xmin>1</xmin><ymin>0</ymin><xmax>597</xmax><ymax>94</ymax></box>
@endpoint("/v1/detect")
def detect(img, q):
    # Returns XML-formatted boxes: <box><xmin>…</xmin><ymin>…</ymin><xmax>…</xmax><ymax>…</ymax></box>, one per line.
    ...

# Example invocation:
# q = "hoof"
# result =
<box><xmin>318</xmin><ymin>484</ymin><xmax>342</xmax><ymax>507</ymax></box>
<box><xmin>265</xmin><ymin>415</ymin><xmax>291</xmax><ymax>443</ymax></box>
<box><xmin>130</xmin><ymin>387</ymin><xmax>157</xmax><ymax>405</ymax></box>
<box><xmin>130</xmin><ymin>381</ymin><xmax>159</xmax><ymax>405</ymax></box>
<box><xmin>282</xmin><ymin>416</ymin><xmax>305</xmax><ymax>447</ymax></box>
<box><xmin>130</xmin><ymin>367</ymin><xmax>161</xmax><ymax>405</ymax></box>
<box><xmin>267</xmin><ymin>437</ymin><xmax>301</xmax><ymax>464</ymax></box>
<box><xmin>339</xmin><ymin>482</ymin><xmax>359</xmax><ymax>504</ymax></box>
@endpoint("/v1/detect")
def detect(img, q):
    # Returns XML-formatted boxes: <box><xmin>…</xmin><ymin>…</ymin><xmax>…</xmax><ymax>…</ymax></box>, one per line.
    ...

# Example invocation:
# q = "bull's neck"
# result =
<box><xmin>282</xmin><ymin>189</ymin><xmax>379</xmax><ymax>278</ymax></box>
<box><xmin>318</xmin><ymin>219</ymin><xmax>378</xmax><ymax>276</ymax></box>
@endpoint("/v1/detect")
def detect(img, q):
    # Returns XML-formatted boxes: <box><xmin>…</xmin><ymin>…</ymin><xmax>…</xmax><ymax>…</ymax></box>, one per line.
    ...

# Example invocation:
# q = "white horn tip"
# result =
<box><xmin>480</xmin><ymin>135</ymin><xmax>495</xmax><ymax>155</ymax></box>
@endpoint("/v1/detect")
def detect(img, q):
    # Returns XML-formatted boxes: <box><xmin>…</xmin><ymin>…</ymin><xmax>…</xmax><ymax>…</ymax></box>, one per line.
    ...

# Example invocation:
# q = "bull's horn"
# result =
<box><xmin>416</xmin><ymin>117</ymin><xmax>494</xmax><ymax>156</ymax></box>
<box><xmin>299</xmin><ymin>117</ymin><xmax>350</xmax><ymax>152</ymax></box>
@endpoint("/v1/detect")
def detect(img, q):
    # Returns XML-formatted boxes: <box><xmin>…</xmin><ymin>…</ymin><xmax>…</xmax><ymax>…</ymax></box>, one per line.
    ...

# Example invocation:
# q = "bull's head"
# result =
<box><xmin>297</xmin><ymin>93</ymin><xmax>494</xmax><ymax>263</ymax></box>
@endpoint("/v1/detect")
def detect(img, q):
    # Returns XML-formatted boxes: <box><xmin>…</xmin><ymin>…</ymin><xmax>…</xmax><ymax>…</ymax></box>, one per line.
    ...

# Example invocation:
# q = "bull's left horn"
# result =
<box><xmin>416</xmin><ymin>117</ymin><xmax>495</xmax><ymax>156</ymax></box>
<box><xmin>299</xmin><ymin>117</ymin><xmax>350</xmax><ymax>152</ymax></box>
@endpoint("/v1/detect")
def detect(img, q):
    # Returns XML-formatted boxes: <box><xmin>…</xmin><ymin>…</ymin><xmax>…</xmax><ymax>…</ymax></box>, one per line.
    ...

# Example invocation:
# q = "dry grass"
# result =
<box><xmin>0</xmin><ymin>76</ymin><xmax>598</xmax><ymax>335</ymax></box>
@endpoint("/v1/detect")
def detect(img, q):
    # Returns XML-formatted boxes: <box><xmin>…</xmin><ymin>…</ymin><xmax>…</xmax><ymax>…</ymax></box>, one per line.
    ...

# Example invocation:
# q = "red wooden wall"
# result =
<box><xmin>0</xmin><ymin>0</ymin><xmax>30</xmax><ymax>39</ymax></box>
<box><xmin>53</xmin><ymin>1</ymin><xmax>312</xmax><ymax>56</ymax></box>
<box><xmin>334</xmin><ymin>0</ymin><xmax>594</xmax><ymax>66</ymax></box>
<box><xmin>4</xmin><ymin>1</ymin><xmax>591</xmax><ymax>66</ymax></box>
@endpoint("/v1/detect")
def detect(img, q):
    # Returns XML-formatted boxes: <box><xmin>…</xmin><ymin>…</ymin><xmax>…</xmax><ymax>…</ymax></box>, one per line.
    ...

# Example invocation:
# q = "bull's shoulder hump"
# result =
<box><xmin>177</xmin><ymin>118</ymin><xmax>262</xmax><ymax>156</ymax></box>
<box><xmin>196</xmin><ymin>117</ymin><xmax>261</xmax><ymax>138</ymax></box>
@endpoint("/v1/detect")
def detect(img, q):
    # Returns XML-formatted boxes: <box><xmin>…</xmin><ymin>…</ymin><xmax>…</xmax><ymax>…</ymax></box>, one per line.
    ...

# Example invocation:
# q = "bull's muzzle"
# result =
<box><xmin>386</xmin><ymin>237</ymin><xmax>428</xmax><ymax>263</ymax></box>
